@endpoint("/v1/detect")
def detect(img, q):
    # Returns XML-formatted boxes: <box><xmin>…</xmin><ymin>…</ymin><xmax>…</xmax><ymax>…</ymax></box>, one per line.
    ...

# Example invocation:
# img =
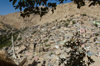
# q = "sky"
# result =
<box><xmin>0</xmin><ymin>0</ymin><xmax>72</xmax><ymax>15</ymax></box>
<box><xmin>0</xmin><ymin>0</ymin><xmax>20</xmax><ymax>15</ymax></box>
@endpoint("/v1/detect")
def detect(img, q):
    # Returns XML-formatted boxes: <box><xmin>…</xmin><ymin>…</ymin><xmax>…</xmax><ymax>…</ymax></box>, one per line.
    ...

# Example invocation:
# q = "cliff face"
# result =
<box><xmin>0</xmin><ymin>1</ymin><xmax>100</xmax><ymax>29</ymax></box>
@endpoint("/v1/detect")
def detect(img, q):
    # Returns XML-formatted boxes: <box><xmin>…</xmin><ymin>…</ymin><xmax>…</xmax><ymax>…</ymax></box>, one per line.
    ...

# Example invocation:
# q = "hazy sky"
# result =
<box><xmin>0</xmin><ymin>0</ymin><xmax>71</xmax><ymax>15</ymax></box>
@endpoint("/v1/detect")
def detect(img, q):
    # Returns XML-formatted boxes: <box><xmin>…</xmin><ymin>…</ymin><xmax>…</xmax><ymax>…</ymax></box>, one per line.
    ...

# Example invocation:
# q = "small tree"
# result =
<box><xmin>59</xmin><ymin>32</ymin><xmax>95</xmax><ymax>66</ymax></box>
<box><xmin>9</xmin><ymin>0</ymin><xmax>100</xmax><ymax>17</ymax></box>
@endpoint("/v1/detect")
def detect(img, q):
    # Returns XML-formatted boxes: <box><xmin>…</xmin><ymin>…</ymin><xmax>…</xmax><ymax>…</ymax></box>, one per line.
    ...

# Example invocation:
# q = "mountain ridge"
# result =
<box><xmin>0</xmin><ymin>2</ymin><xmax>100</xmax><ymax>29</ymax></box>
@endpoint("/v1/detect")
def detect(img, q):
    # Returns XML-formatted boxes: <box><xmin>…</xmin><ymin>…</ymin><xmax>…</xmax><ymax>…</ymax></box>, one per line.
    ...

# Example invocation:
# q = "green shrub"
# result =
<box><xmin>44</xmin><ymin>39</ymin><xmax>48</xmax><ymax>43</ymax></box>
<box><xmin>72</xmin><ymin>20</ymin><xmax>76</xmax><ymax>24</ymax></box>
<box><xmin>45</xmin><ymin>44</ymin><xmax>51</xmax><ymax>47</ymax></box>
<box><xmin>81</xmin><ymin>14</ymin><xmax>87</xmax><ymax>16</ymax></box>
<box><xmin>65</xmin><ymin>22</ymin><xmax>69</xmax><ymax>27</ymax></box>
<box><xmin>0</xmin><ymin>32</ymin><xmax>18</xmax><ymax>49</ymax></box>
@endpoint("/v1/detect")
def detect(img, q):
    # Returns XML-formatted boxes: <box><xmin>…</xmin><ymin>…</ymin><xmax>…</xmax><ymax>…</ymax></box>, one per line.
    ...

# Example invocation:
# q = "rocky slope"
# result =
<box><xmin>1</xmin><ymin>14</ymin><xmax>99</xmax><ymax>66</ymax></box>
<box><xmin>0</xmin><ymin>1</ymin><xmax>100</xmax><ymax>66</ymax></box>
<box><xmin>0</xmin><ymin>1</ymin><xmax>100</xmax><ymax>29</ymax></box>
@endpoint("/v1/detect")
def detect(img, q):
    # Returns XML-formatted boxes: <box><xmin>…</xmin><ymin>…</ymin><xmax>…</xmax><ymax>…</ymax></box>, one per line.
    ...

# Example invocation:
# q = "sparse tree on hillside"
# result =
<box><xmin>9</xmin><ymin>0</ymin><xmax>100</xmax><ymax>17</ymax></box>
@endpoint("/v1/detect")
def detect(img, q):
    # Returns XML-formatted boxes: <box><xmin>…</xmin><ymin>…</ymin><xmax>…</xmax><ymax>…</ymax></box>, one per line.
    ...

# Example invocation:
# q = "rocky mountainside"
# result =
<box><xmin>0</xmin><ymin>14</ymin><xmax>99</xmax><ymax>66</ymax></box>
<box><xmin>0</xmin><ymin>1</ymin><xmax>100</xmax><ymax>66</ymax></box>
<box><xmin>0</xmin><ymin>1</ymin><xmax>100</xmax><ymax>29</ymax></box>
